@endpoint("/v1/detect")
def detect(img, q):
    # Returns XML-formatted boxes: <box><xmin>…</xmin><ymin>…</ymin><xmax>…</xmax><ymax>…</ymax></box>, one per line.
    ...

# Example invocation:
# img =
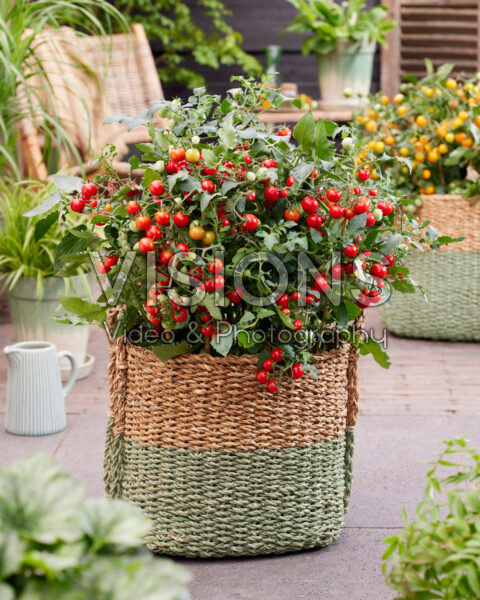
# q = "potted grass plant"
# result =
<box><xmin>30</xmin><ymin>78</ymin><xmax>453</xmax><ymax>558</ymax></box>
<box><xmin>0</xmin><ymin>180</ymin><xmax>94</xmax><ymax>379</ymax></box>
<box><xmin>354</xmin><ymin>62</ymin><xmax>480</xmax><ymax>341</ymax></box>
<box><xmin>284</xmin><ymin>0</ymin><xmax>396</xmax><ymax>106</ymax></box>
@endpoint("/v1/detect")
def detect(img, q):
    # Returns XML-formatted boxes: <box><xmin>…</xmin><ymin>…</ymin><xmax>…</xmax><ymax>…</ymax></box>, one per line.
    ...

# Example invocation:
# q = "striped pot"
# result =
<box><xmin>104</xmin><ymin>327</ymin><xmax>362</xmax><ymax>558</ymax></box>
<box><xmin>380</xmin><ymin>194</ymin><xmax>480</xmax><ymax>342</ymax></box>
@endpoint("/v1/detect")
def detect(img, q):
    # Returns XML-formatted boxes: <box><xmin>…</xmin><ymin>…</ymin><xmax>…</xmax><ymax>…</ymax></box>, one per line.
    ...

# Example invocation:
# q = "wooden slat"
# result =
<box><xmin>401</xmin><ymin>47</ymin><xmax>477</xmax><ymax>57</ymax></box>
<box><xmin>402</xmin><ymin>7</ymin><xmax>478</xmax><ymax>17</ymax></box>
<box><xmin>401</xmin><ymin>33</ymin><xmax>477</xmax><ymax>46</ymax></box>
<box><xmin>401</xmin><ymin>0</ymin><xmax>478</xmax><ymax>6</ymax></box>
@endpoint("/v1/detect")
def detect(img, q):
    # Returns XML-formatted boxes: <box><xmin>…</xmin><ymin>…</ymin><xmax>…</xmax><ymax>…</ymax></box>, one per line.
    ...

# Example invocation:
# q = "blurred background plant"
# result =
<box><xmin>354</xmin><ymin>62</ymin><xmax>480</xmax><ymax>211</ymax></box>
<box><xmin>383</xmin><ymin>438</ymin><xmax>480</xmax><ymax>599</ymax></box>
<box><xmin>85</xmin><ymin>0</ymin><xmax>263</xmax><ymax>90</ymax></box>
<box><xmin>0</xmin><ymin>0</ymin><xmax>125</xmax><ymax>179</ymax></box>
<box><xmin>284</xmin><ymin>0</ymin><xmax>396</xmax><ymax>56</ymax></box>
<box><xmin>0</xmin><ymin>453</ymin><xmax>190</xmax><ymax>600</ymax></box>
<box><xmin>0</xmin><ymin>180</ymin><xmax>87</xmax><ymax>294</ymax></box>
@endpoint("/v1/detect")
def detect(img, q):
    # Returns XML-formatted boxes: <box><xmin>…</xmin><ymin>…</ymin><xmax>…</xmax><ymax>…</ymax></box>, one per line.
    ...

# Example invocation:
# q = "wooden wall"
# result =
<box><xmin>158</xmin><ymin>0</ymin><xmax>381</xmax><ymax>100</ymax></box>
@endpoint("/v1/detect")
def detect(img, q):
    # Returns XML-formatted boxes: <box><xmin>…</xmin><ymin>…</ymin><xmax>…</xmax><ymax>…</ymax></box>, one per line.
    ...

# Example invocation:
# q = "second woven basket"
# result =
<box><xmin>379</xmin><ymin>194</ymin><xmax>480</xmax><ymax>341</ymax></box>
<box><xmin>104</xmin><ymin>323</ymin><xmax>362</xmax><ymax>558</ymax></box>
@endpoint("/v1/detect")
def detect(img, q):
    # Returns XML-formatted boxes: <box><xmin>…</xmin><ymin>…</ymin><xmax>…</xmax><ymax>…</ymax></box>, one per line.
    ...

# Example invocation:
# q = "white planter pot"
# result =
<box><xmin>7</xmin><ymin>275</ymin><xmax>94</xmax><ymax>380</ymax></box>
<box><xmin>316</xmin><ymin>40</ymin><xmax>376</xmax><ymax>106</ymax></box>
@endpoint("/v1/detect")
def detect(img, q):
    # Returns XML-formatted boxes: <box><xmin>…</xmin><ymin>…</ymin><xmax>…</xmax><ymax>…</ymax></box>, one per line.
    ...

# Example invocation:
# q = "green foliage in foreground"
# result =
<box><xmin>0</xmin><ymin>454</ymin><xmax>190</xmax><ymax>600</ymax></box>
<box><xmin>383</xmin><ymin>438</ymin><xmax>480</xmax><ymax>599</ymax></box>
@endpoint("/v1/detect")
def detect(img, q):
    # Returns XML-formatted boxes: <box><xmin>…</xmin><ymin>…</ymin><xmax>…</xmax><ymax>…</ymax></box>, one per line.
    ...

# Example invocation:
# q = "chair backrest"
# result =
<box><xmin>381</xmin><ymin>0</ymin><xmax>480</xmax><ymax>98</ymax></box>
<box><xmin>19</xmin><ymin>23</ymin><xmax>163</xmax><ymax>179</ymax></box>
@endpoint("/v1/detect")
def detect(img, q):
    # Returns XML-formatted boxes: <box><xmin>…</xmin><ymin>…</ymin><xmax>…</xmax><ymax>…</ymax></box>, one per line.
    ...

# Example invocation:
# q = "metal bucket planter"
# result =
<box><xmin>316</xmin><ymin>40</ymin><xmax>376</xmax><ymax>106</ymax></box>
<box><xmin>7</xmin><ymin>275</ymin><xmax>93</xmax><ymax>377</ymax></box>
<box><xmin>104</xmin><ymin>317</ymin><xmax>363</xmax><ymax>558</ymax></box>
<box><xmin>379</xmin><ymin>195</ymin><xmax>480</xmax><ymax>341</ymax></box>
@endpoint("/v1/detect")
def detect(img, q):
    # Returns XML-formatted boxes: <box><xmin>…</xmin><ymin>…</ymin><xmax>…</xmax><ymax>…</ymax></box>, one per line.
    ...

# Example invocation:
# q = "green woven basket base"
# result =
<box><xmin>379</xmin><ymin>251</ymin><xmax>480</xmax><ymax>341</ymax></box>
<box><xmin>104</xmin><ymin>425</ymin><xmax>355</xmax><ymax>558</ymax></box>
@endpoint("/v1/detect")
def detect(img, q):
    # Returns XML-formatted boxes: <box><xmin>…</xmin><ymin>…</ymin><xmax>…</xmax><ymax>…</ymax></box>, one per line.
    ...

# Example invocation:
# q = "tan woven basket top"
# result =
<box><xmin>418</xmin><ymin>194</ymin><xmax>480</xmax><ymax>252</ymax></box>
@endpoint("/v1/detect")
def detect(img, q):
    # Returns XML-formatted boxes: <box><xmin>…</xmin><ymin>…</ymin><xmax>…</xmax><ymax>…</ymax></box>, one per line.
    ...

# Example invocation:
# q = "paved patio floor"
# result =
<box><xmin>1</xmin><ymin>310</ymin><xmax>479</xmax><ymax>600</ymax></box>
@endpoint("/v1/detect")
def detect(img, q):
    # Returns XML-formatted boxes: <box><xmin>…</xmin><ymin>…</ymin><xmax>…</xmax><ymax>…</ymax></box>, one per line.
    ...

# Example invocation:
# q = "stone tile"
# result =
<box><xmin>53</xmin><ymin>413</ymin><xmax>109</xmax><ymax>497</ymax></box>
<box><xmin>346</xmin><ymin>414</ymin><xmax>480</xmax><ymax>528</ymax></box>
<box><xmin>0</xmin><ymin>413</ymin><xmax>76</xmax><ymax>466</ymax></box>
<box><xmin>178</xmin><ymin>528</ymin><xmax>396</xmax><ymax>600</ymax></box>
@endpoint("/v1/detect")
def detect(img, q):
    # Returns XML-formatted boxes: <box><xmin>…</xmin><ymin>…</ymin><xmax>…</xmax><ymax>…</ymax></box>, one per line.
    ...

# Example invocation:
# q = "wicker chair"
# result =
<box><xmin>18</xmin><ymin>24</ymin><xmax>164</xmax><ymax>180</ymax></box>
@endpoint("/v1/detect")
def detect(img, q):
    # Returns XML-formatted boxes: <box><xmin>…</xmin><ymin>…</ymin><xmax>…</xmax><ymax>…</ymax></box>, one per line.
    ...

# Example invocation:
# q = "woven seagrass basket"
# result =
<box><xmin>104</xmin><ymin>319</ymin><xmax>363</xmax><ymax>558</ymax></box>
<box><xmin>379</xmin><ymin>194</ymin><xmax>480</xmax><ymax>341</ymax></box>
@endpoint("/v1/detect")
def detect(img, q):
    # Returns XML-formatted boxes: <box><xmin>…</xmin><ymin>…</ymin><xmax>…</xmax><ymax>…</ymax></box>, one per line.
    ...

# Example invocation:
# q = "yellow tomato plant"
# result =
<box><xmin>354</xmin><ymin>62</ymin><xmax>480</xmax><ymax>212</ymax></box>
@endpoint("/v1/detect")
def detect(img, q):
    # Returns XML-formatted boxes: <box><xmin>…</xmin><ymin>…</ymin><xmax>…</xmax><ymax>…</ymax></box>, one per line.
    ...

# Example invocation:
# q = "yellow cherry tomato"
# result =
<box><xmin>104</xmin><ymin>204</ymin><xmax>112</xmax><ymax>212</ymax></box>
<box><xmin>185</xmin><ymin>148</ymin><xmax>201</xmax><ymax>163</ymax></box>
<box><xmin>397</xmin><ymin>105</ymin><xmax>408</xmax><ymax>116</ymax></box>
<box><xmin>365</xmin><ymin>120</ymin><xmax>377</xmax><ymax>133</ymax></box>
<box><xmin>394</xmin><ymin>93</ymin><xmax>404</xmax><ymax>104</ymax></box>
<box><xmin>202</xmin><ymin>231</ymin><xmax>216</xmax><ymax>245</ymax></box>
<box><xmin>381</xmin><ymin>95</ymin><xmax>389</xmax><ymax>105</ymax></box>
<box><xmin>375</xmin><ymin>141</ymin><xmax>385</xmax><ymax>152</ymax></box>
<box><xmin>189</xmin><ymin>225</ymin><xmax>206</xmax><ymax>241</ymax></box>
<box><xmin>427</xmin><ymin>151</ymin><xmax>439</xmax><ymax>163</ymax></box>
<box><xmin>416</xmin><ymin>115</ymin><xmax>428</xmax><ymax>127</ymax></box>
<box><xmin>458</xmin><ymin>111</ymin><xmax>469</xmax><ymax>121</ymax></box>
<box><xmin>414</xmin><ymin>151</ymin><xmax>425</xmax><ymax>162</ymax></box>
<box><xmin>385</xmin><ymin>135</ymin><xmax>395</xmax><ymax>145</ymax></box>
<box><xmin>462</xmin><ymin>137</ymin><xmax>473</xmax><ymax>148</ymax></box>
<box><xmin>438</xmin><ymin>144</ymin><xmax>448</xmax><ymax>154</ymax></box>
<box><xmin>446</xmin><ymin>78</ymin><xmax>457</xmax><ymax>90</ymax></box>
<box><xmin>419</xmin><ymin>135</ymin><xmax>430</xmax><ymax>145</ymax></box>
<box><xmin>445</xmin><ymin>132</ymin><xmax>455</xmax><ymax>143</ymax></box>
<box><xmin>422</xmin><ymin>169</ymin><xmax>431</xmax><ymax>180</ymax></box>
<box><xmin>424</xmin><ymin>87</ymin><xmax>434</xmax><ymax>98</ymax></box>
<box><xmin>399</xmin><ymin>147</ymin><xmax>410</xmax><ymax>157</ymax></box>
<box><xmin>424</xmin><ymin>184</ymin><xmax>435</xmax><ymax>195</ymax></box>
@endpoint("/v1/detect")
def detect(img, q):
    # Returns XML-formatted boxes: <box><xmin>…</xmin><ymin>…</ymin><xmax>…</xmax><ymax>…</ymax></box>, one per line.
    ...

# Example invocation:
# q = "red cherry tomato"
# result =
<box><xmin>173</xmin><ymin>211</ymin><xmax>190</xmax><ymax>228</ymax></box>
<box><xmin>126</xmin><ymin>201</ymin><xmax>141</xmax><ymax>215</ymax></box>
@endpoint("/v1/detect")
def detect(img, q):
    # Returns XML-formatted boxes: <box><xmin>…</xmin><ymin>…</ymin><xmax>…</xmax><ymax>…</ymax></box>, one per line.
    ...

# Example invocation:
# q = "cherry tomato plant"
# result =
<box><xmin>33</xmin><ymin>77</ymin><xmax>454</xmax><ymax>392</ymax></box>
<box><xmin>354</xmin><ymin>62</ymin><xmax>480</xmax><ymax>212</ymax></box>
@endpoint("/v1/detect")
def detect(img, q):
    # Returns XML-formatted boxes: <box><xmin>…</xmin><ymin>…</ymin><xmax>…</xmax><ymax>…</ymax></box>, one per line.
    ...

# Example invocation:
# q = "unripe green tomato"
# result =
<box><xmin>157</xmin><ymin>293</ymin><xmax>168</xmax><ymax>306</ymax></box>
<box><xmin>341</xmin><ymin>137</ymin><xmax>353</xmax><ymax>150</ymax></box>
<box><xmin>162</xmin><ymin>318</ymin><xmax>176</xmax><ymax>330</ymax></box>
<box><xmin>414</xmin><ymin>197</ymin><xmax>423</xmax><ymax>207</ymax></box>
<box><xmin>188</xmin><ymin>252</ymin><xmax>197</xmax><ymax>260</ymax></box>
<box><xmin>405</xmin><ymin>203</ymin><xmax>416</xmax><ymax>213</ymax></box>
<box><xmin>399</xmin><ymin>244</ymin><xmax>408</xmax><ymax>251</ymax></box>
<box><xmin>154</xmin><ymin>160</ymin><xmax>165</xmax><ymax>173</ymax></box>
<box><xmin>174</xmin><ymin>197</ymin><xmax>183</xmax><ymax>205</ymax></box>
<box><xmin>133</xmin><ymin>241</ymin><xmax>140</xmax><ymax>252</ymax></box>
<box><xmin>343</xmin><ymin>87</ymin><xmax>352</xmax><ymax>98</ymax></box>
<box><xmin>256</xmin><ymin>168</ymin><xmax>267</xmax><ymax>179</ymax></box>
<box><xmin>246</xmin><ymin>171</ymin><xmax>256</xmax><ymax>182</ymax></box>
<box><xmin>129</xmin><ymin>221</ymin><xmax>140</xmax><ymax>232</ymax></box>
<box><xmin>229</xmin><ymin>87</ymin><xmax>242</xmax><ymax>100</ymax></box>
<box><xmin>191</xmin><ymin>135</ymin><xmax>200</xmax><ymax>145</ymax></box>
<box><xmin>373</xmin><ymin>208</ymin><xmax>383</xmax><ymax>221</ymax></box>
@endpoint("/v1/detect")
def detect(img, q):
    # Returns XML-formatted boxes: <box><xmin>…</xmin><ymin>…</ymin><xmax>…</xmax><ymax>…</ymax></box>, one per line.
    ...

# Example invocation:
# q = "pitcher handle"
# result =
<box><xmin>57</xmin><ymin>351</ymin><xmax>78</xmax><ymax>399</ymax></box>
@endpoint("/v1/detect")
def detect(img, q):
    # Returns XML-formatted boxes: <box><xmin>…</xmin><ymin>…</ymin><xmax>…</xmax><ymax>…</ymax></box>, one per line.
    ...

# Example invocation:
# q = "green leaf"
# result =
<box><xmin>34</xmin><ymin>210</ymin><xmax>59</xmax><ymax>242</ymax></box>
<box><xmin>211</xmin><ymin>323</ymin><xmax>234</xmax><ymax>356</ymax></box>
<box><xmin>23</xmin><ymin>192</ymin><xmax>62</xmax><ymax>217</ymax></box>
<box><xmin>59</xmin><ymin>296</ymin><xmax>106</xmax><ymax>324</ymax></box>
<box><xmin>275</xmin><ymin>305</ymin><xmax>295</xmax><ymax>330</ymax></box>
<box><xmin>53</xmin><ymin>228</ymin><xmax>95</xmax><ymax>274</ymax></box>
<box><xmin>359</xmin><ymin>337</ymin><xmax>391</xmax><ymax>368</ymax></box>
<box><xmin>53</xmin><ymin>174</ymin><xmax>83</xmax><ymax>194</ymax></box>
<box><xmin>202</xmin><ymin>148</ymin><xmax>217</xmax><ymax>168</ymax></box>
<box><xmin>315</xmin><ymin>118</ymin><xmax>330</xmax><ymax>160</ymax></box>
<box><xmin>202</xmin><ymin>294</ymin><xmax>223</xmax><ymax>320</ymax></box>
<box><xmin>237</xmin><ymin>310</ymin><xmax>256</xmax><ymax>328</ymax></box>
<box><xmin>149</xmin><ymin>340</ymin><xmax>194</xmax><ymax>362</ymax></box>
<box><xmin>293</xmin><ymin>111</ymin><xmax>316</xmax><ymax>154</ymax></box>
<box><xmin>218</xmin><ymin>113</ymin><xmax>236</xmax><ymax>149</ymax></box>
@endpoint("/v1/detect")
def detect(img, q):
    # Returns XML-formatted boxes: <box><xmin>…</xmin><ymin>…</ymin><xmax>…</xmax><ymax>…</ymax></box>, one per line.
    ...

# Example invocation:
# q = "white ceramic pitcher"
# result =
<box><xmin>4</xmin><ymin>341</ymin><xmax>78</xmax><ymax>435</ymax></box>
